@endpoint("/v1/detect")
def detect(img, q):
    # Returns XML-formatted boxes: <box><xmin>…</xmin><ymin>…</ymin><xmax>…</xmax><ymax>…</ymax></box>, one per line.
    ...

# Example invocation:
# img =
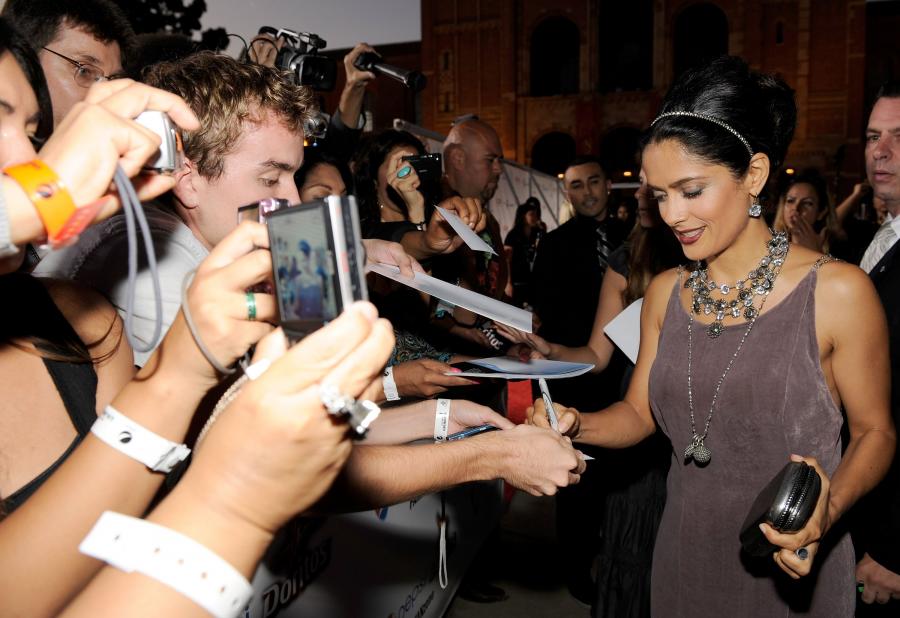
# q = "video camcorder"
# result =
<box><xmin>258</xmin><ymin>26</ymin><xmax>337</xmax><ymax>92</ymax></box>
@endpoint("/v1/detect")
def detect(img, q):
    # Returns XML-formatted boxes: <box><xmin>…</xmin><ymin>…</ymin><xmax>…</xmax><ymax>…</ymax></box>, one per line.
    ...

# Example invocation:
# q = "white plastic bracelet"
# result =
<box><xmin>80</xmin><ymin>511</ymin><xmax>253</xmax><ymax>618</ymax></box>
<box><xmin>91</xmin><ymin>405</ymin><xmax>190</xmax><ymax>473</ymax></box>
<box><xmin>382</xmin><ymin>366</ymin><xmax>401</xmax><ymax>401</ymax></box>
<box><xmin>434</xmin><ymin>398</ymin><xmax>451</xmax><ymax>442</ymax></box>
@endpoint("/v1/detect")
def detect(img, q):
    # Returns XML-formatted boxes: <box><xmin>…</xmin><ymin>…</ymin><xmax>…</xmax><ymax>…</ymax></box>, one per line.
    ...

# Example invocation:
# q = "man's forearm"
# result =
<box><xmin>363</xmin><ymin>401</ymin><xmax>433</xmax><ymax>444</ymax></box>
<box><xmin>313</xmin><ymin>441</ymin><xmax>500</xmax><ymax>513</ymax></box>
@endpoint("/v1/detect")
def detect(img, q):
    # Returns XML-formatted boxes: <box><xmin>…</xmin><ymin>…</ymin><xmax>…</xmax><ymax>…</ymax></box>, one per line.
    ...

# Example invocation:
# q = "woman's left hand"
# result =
<box><xmin>759</xmin><ymin>454</ymin><xmax>833</xmax><ymax>579</ymax></box>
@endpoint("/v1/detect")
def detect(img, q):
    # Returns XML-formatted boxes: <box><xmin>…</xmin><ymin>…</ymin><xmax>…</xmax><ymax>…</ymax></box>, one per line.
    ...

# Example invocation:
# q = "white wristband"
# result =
<box><xmin>434</xmin><ymin>398</ymin><xmax>451</xmax><ymax>442</ymax></box>
<box><xmin>91</xmin><ymin>405</ymin><xmax>190</xmax><ymax>473</ymax></box>
<box><xmin>80</xmin><ymin>511</ymin><xmax>253</xmax><ymax>618</ymax></box>
<box><xmin>382</xmin><ymin>366</ymin><xmax>401</xmax><ymax>401</ymax></box>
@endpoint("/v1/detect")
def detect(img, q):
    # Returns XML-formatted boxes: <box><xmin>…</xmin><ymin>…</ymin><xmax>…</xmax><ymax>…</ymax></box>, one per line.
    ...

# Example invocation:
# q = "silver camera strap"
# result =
<box><xmin>113</xmin><ymin>166</ymin><xmax>163</xmax><ymax>355</ymax></box>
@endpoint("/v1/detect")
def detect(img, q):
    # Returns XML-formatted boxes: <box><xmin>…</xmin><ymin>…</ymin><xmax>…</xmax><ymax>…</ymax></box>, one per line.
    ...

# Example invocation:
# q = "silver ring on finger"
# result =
<box><xmin>795</xmin><ymin>547</ymin><xmax>809</xmax><ymax>560</ymax></box>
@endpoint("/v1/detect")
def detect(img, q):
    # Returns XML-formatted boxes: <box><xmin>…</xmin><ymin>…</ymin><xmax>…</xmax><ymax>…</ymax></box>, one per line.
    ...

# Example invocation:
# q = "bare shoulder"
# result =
<box><xmin>645</xmin><ymin>267</ymin><xmax>681</xmax><ymax>301</ymax></box>
<box><xmin>813</xmin><ymin>257</ymin><xmax>878</xmax><ymax>305</ymax></box>
<box><xmin>40</xmin><ymin>278</ymin><xmax>124</xmax><ymax>355</ymax></box>
<box><xmin>643</xmin><ymin>267</ymin><xmax>682</xmax><ymax>326</ymax></box>
<box><xmin>811</xmin><ymin>257</ymin><xmax>886</xmax><ymax>346</ymax></box>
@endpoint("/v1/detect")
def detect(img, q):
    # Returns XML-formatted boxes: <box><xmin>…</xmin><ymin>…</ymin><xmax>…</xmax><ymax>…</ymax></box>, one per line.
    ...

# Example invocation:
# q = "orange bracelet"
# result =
<box><xmin>3</xmin><ymin>159</ymin><xmax>86</xmax><ymax>247</ymax></box>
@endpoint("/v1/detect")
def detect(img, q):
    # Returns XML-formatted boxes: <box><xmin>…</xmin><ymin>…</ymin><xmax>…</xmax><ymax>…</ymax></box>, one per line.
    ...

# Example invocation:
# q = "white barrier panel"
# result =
<box><xmin>393</xmin><ymin>120</ymin><xmax>566</xmax><ymax>241</ymax></box>
<box><xmin>242</xmin><ymin>480</ymin><xmax>503</xmax><ymax>618</ymax></box>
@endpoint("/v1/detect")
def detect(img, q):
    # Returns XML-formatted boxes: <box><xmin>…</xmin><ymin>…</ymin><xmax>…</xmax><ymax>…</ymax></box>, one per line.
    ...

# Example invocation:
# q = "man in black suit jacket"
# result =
<box><xmin>855</xmin><ymin>81</ymin><xmax>900</xmax><ymax>612</ymax></box>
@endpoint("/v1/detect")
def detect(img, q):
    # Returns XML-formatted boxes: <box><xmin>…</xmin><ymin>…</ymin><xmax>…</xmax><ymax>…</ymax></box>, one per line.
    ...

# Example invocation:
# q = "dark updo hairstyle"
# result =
<box><xmin>294</xmin><ymin>147</ymin><xmax>354</xmax><ymax>197</ymax></box>
<box><xmin>0</xmin><ymin>16</ymin><xmax>53</xmax><ymax>141</ymax></box>
<box><xmin>644</xmin><ymin>56</ymin><xmax>797</xmax><ymax>181</ymax></box>
<box><xmin>351</xmin><ymin>129</ymin><xmax>427</xmax><ymax>234</ymax></box>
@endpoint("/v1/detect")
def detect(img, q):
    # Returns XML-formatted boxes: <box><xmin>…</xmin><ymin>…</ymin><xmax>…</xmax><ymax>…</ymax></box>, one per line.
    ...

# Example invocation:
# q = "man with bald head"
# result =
<box><xmin>444</xmin><ymin>117</ymin><xmax>504</xmax><ymax>204</ymax></box>
<box><xmin>436</xmin><ymin>117</ymin><xmax>510</xmax><ymax>353</ymax></box>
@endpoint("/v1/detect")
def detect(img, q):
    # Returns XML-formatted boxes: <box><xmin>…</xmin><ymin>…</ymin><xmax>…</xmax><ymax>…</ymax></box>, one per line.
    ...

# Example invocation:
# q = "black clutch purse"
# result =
<box><xmin>739</xmin><ymin>461</ymin><xmax>821</xmax><ymax>557</ymax></box>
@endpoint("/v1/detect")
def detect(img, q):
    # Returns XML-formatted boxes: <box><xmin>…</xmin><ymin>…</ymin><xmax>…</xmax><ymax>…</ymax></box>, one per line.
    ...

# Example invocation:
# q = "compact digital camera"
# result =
<box><xmin>264</xmin><ymin>195</ymin><xmax>368</xmax><ymax>341</ymax></box>
<box><xmin>133</xmin><ymin>111</ymin><xmax>184</xmax><ymax>173</ymax></box>
<box><xmin>401</xmin><ymin>152</ymin><xmax>443</xmax><ymax>209</ymax></box>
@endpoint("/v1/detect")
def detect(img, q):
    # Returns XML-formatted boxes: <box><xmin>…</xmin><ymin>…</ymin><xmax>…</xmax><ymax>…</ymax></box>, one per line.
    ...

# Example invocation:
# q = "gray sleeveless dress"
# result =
<box><xmin>648</xmin><ymin>266</ymin><xmax>855</xmax><ymax>617</ymax></box>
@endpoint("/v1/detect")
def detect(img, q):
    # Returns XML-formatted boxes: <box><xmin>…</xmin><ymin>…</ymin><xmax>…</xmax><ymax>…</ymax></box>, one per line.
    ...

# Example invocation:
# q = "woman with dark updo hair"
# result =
<box><xmin>528</xmin><ymin>56</ymin><xmax>894</xmax><ymax>616</ymax></box>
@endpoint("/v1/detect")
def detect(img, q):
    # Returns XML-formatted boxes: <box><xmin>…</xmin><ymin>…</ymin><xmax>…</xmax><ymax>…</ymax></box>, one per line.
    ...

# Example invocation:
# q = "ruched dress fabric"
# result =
<box><xmin>648</xmin><ymin>268</ymin><xmax>855</xmax><ymax>617</ymax></box>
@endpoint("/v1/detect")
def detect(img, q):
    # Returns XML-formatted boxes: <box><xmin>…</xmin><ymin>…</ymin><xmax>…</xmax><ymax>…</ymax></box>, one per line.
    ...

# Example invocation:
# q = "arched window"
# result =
<box><xmin>531</xmin><ymin>132</ymin><xmax>577</xmax><ymax>177</ymax></box>
<box><xmin>530</xmin><ymin>17</ymin><xmax>580</xmax><ymax>96</ymax></box>
<box><xmin>598</xmin><ymin>0</ymin><xmax>654</xmax><ymax>92</ymax></box>
<box><xmin>673</xmin><ymin>3</ymin><xmax>729</xmax><ymax>79</ymax></box>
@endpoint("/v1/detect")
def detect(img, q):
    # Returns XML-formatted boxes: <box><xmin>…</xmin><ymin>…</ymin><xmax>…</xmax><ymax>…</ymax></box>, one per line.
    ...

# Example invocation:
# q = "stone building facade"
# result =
<box><xmin>418</xmin><ymin>0</ymin><xmax>868</xmax><ymax>185</ymax></box>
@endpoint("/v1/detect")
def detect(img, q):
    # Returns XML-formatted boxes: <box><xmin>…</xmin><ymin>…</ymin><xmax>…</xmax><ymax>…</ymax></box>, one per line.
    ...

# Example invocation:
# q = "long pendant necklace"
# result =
<box><xmin>684</xmin><ymin>231</ymin><xmax>789</xmax><ymax>465</ymax></box>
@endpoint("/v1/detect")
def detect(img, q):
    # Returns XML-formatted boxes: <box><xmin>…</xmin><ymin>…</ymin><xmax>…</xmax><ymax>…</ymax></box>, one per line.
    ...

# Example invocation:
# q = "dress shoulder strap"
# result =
<box><xmin>811</xmin><ymin>254</ymin><xmax>840</xmax><ymax>272</ymax></box>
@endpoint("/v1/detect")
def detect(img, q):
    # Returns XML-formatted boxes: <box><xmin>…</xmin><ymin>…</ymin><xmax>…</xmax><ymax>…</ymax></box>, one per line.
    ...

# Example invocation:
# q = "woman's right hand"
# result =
<box><xmin>38</xmin><ymin>79</ymin><xmax>199</xmax><ymax>219</ymax></box>
<box><xmin>186</xmin><ymin>302</ymin><xmax>394</xmax><ymax>535</ymax></box>
<box><xmin>786</xmin><ymin>213</ymin><xmax>822</xmax><ymax>251</ymax></box>
<box><xmin>385</xmin><ymin>150</ymin><xmax>425</xmax><ymax>222</ymax></box>
<box><xmin>526</xmin><ymin>397</ymin><xmax>582</xmax><ymax>439</ymax></box>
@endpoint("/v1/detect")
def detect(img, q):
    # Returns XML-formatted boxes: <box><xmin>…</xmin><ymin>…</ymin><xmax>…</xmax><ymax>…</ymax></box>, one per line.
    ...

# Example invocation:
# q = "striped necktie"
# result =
<box><xmin>860</xmin><ymin>219</ymin><xmax>898</xmax><ymax>273</ymax></box>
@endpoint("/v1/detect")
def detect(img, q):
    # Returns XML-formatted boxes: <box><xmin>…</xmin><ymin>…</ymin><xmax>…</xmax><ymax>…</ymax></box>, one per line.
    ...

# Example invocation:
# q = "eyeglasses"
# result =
<box><xmin>42</xmin><ymin>47</ymin><xmax>123</xmax><ymax>87</ymax></box>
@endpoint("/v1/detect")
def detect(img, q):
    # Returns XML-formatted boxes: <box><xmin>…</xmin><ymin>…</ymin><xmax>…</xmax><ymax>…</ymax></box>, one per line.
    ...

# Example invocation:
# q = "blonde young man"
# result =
<box><xmin>37</xmin><ymin>53</ymin><xmax>311</xmax><ymax>363</ymax></box>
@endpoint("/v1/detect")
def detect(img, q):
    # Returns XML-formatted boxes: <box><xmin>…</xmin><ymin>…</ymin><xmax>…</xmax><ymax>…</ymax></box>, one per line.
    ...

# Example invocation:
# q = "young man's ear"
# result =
<box><xmin>172</xmin><ymin>158</ymin><xmax>201</xmax><ymax>210</ymax></box>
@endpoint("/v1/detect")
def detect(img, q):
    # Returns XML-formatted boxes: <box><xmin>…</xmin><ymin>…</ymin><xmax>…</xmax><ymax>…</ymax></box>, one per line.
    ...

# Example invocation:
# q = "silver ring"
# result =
<box><xmin>795</xmin><ymin>547</ymin><xmax>809</xmax><ymax>560</ymax></box>
<box><xmin>319</xmin><ymin>383</ymin><xmax>381</xmax><ymax>436</ymax></box>
<box><xmin>320</xmin><ymin>383</ymin><xmax>354</xmax><ymax>415</ymax></box>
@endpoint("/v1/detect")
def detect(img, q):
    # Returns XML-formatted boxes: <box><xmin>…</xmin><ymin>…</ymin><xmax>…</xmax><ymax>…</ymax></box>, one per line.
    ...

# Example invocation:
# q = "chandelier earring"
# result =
<box><xmin>748</xmin><ymin>194</ymin><xmax>762</xmax><ymax>218</ymax></box>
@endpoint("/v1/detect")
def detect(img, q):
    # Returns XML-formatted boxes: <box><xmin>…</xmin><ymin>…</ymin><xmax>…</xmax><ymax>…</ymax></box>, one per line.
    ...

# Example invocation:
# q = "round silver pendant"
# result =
<box><xmin>692</xmin><ymin>444</ymin><xmax>712</xmax><ymax>464</ymax></box>
<box><xmin>707</xmin><ymin>321</ymin><xmax>724</xmax><ymax>338</ymax></box>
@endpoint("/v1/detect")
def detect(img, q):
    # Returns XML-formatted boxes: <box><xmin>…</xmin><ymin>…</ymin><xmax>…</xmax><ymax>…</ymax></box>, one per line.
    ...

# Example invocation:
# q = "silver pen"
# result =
<box><xmin>538</xmin><ymin>378</ymin><xmax>558</xmax><ymax>431</ymax></box>
<box><xmin>538</xmin><ymin>377</ymin><xmax>593</xmax><ymax>461</ymax></box>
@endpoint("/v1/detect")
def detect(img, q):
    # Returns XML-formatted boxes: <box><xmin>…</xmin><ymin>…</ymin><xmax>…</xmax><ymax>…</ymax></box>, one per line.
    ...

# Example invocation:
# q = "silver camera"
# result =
<box><xmin>133</xmin><ymin>111</ymin><xmax>185</xmax><ymax>173</ymax></box>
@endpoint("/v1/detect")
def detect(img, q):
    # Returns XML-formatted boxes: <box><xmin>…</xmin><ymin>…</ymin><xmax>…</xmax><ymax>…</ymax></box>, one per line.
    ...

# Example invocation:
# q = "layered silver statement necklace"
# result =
<box><xmin>683</xmin><ymin>231</ymin><xmax>789</xmax><ymax>465</ymax></box>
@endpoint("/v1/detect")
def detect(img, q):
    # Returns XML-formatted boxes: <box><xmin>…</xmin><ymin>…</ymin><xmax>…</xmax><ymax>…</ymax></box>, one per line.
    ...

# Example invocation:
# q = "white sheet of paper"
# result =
<box><xmin>436</xmin><ymin>206</ymin><xmax>497</xmax><ymax>255</ymax></box>
<box><xmin>367</xmin><ymin>263</ymin><xmax>532</xmax><ymax>332</ymax></box>
<box><xmin>603</xmin><ymin>298</ymin><xmax>643</xmax><ymax>364</ymax></box>
<box><xmin>445</xmin><ymin>357</ymin><xmax>594</xmax><ymax>380</ymax></box>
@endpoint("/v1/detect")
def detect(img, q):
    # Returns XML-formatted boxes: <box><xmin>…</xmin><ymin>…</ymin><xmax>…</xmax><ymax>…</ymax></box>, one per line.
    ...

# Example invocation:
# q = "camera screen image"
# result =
<box><xmin>269</xmin><ymin>206</ymin><xmax>339</xmax><ymax>324</ymax></box>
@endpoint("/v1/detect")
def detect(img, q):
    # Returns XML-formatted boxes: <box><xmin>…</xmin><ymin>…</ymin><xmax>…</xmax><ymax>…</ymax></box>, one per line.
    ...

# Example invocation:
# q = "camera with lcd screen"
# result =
<box><xmin>266</xmin><ymin>195</ymin><xmax>368</xmax><ymax>341</ymax></box>
<box><xmin>133</xmin><ymin>111</ymin><xmax>184</xmax><ymax>173</ymax></box>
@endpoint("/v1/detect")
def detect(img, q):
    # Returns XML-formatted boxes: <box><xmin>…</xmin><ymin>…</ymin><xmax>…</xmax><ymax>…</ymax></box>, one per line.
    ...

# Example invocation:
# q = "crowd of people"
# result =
<box><xmin>0</xmin><ymin>1</ymin><xmax>898</xmax><ymax>617</ymax></box>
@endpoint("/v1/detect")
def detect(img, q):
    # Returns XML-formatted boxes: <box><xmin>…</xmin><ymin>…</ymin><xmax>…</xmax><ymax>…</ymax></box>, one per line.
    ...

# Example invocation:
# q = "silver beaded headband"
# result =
<box><xmin>651</xmin><ymin>111</ymin><xmax>754</xmax><ymax>157</ymax></box>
